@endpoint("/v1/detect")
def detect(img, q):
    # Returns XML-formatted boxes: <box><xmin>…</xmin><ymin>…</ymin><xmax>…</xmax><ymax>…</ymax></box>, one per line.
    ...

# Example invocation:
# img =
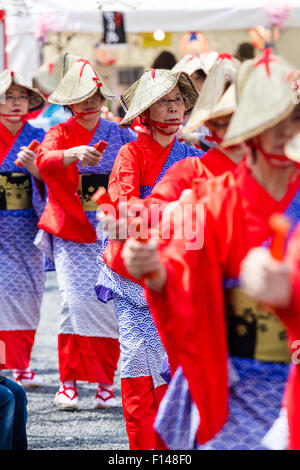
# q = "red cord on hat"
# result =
<box><xmin>76</xmin><ymin>59</ymin><xmax>102</xmax><ymax>86</ymax></box>
<box><xmin>253</xmin><ymin>48</ymin><xmax>278</xmax><ymax>78</ymax></box>
<box><xmin>92</xmin><ymin>77</ymin><xmax>103</xmax><ymax>88</ymax></box>
<box><xmin>186</xmin><ymin>54</ymin><xmax>201</xmax><ymax>62</ymax></box>
<box><xmin>0</xmin><ymin>113</ymin><xmax>29</xmax><ymax>123</ymax></box>
<box><xmin>146</xmin><ymin>118</ymin><xmax>183</xmax><ymax>136</ymax></box>
<box><xmin>72</xmin><ymin>109</ymin><xmax>101</xmax><ymax>120</ymax></box>
<box><xmin>142</xmin><ymin>109</ymin><xmax>183</xmax><ymax>135</ymax></box>
<box><xmin>48</xmin><ymin>63</ymin><xmax>54</xmax><ymax>75</ymax></box>
<box><xmin>248</xmin><ymin>138</ymin><xmax>292</xmax><ymax>167</ymax></box>
<box><xmin>218</xmin><ymin>53</ymin><xmax>233</xmax><ymax>61</ymax></box>
<box><xmin>205</xmin><ymin>130</ymin><xmax>223</xmax><ymax>145</ymax></box>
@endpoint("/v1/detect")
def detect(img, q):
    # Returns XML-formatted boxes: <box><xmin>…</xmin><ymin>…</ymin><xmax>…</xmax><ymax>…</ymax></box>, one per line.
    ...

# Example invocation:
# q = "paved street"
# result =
<box><xmin>7</xmin><ymin>272</ymin><xmax>128</xmax><ymax>450</ymax></box>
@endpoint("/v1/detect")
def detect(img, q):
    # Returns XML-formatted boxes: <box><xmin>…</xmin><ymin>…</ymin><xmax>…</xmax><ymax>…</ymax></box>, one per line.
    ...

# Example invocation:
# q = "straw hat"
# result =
<box><xmin>48</xmin><ymin>53</ymin><xmax>115</xmax><ymax>106</ymax></box>
<box><xmin>284</xmin><ymin>133</ymin><xmax>300</xmax><ymax>163</ymax></box>
<box><xmin>119</xmin><ymin>69</ymin><xmax>199</xmax><ymax>127</ymax></box>
<box><xmin>185</xmin><ymin>56</ymin><xmax>240</xmax><ymax>132</ymax></box>
<box><xmin>223</xmin><ymin>49</ymin><xmax>299</xmax><ymax>147</ymax></box>
<box><xmin>0</xmin><ymin>69</ymin><xmax>45</xmax><ymax>112</ymax></box>
<box><xmin>172</xmin><ymin>51</ymin><xmax>219</xmax><ymax>77</ymax></box>
<box><xmin>33</xmin><ymin>55</ymin><xmax>64</xmax><ymax>96</ymax></box>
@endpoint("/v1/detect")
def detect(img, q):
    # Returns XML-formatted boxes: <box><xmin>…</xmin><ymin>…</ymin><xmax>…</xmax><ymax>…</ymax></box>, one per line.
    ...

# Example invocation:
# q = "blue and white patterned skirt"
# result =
<box><xmin>155</xmin><ymin>357</ymin><xmax>290</xmax><ymax>450</ymax></box>
<box><xmin>37</xmin><ymin>212</ymin><xmax>118</xmax><ymax>338</ymax></box>
<box><xmin>96</xmin><ymin>250</ymin><xmax>167</xmax><ymax>387</ymax></box>
<box><xmin>0</xmin><ymin>212</ymin><xmax>45</xmax><ymax>330</ymax></box>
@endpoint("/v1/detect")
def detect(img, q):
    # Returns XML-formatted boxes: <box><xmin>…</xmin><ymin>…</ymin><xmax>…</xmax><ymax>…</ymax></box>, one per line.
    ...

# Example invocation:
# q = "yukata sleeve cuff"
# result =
<box><xmin>37</xmin><ymin>149</ymin><xmax>78</xmax><ymax>184</ymax></box>
<box><xmin>37</xmin><ymin>149</ymin><xmax>65</xmax><ymax>173</ymax></box>
<box><xmin>94</xmin><ymin>285</ymin><xmax>114</xmax><ymax>303</ymax></box>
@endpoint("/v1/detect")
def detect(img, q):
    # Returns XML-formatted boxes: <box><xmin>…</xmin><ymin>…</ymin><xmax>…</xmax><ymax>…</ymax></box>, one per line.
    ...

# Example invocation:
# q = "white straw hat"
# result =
<box><xmin>0</xmin><ymin>69</ymin><xmax>45</xmax><ymax>111</ymax></box>
<box><xmin>119</xmin><ymin>68</ymin><xmax>199</xmax><ymax>127</ymax></box>
<box><xmin>48</xmin><ymin>53</ymin><xmax>115</xmax><ymax>106</ymax></box>
<box><xmin>172</xmin><ymin>51</ymin><xmax>219</xmax><ymax>77</ymax></box>
<box><xmin>33</xmin><ymin>55</ymin><xmax>64</xmax><ymax>95</ymax></box>
<box><xmin>223</xmin><ymin>49</ymin><xmax>300</xmax><ymax>147</ymax></box>
<box><xmin>185</xmin><ymin>56</ymin><xmax>240</xmax><ymax>132</ymax></box>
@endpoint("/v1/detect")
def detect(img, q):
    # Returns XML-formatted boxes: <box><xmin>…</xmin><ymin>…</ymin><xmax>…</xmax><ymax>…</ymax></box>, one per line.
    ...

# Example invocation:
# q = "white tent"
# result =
<box><xmin>35</xmin><ymin>0</ymin><xmax>300</xmax><ymax>32</ymax></box>
<box><xmin>3</xmin><ymin>0</ymin><xmax>300</xmax><ymax>81</ymax></box>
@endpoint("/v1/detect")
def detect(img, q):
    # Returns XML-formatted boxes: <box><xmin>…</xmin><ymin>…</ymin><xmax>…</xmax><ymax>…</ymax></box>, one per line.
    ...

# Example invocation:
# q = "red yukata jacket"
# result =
<box><xmin>0</xmin><ymin>121</ymin><xmax>25</xmax><ymax>162</ymax></box>
<box><xmin>145</xmin><ymin>161</ymin><xmax>300</xmax><ymax>446</ymax></box>
<box><xmin>37</xmin><ymin>118</ymin><xmax>102</xmax><ymax>243</ymax></box>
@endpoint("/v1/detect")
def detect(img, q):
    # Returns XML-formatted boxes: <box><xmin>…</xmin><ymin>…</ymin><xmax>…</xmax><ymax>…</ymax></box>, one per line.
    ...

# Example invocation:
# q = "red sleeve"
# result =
<box><xmin>145</xmin><ymin>200</ymin><xmax>229</xmax><ymax>445</ymax></box>
<box><xmin>103</xmin><ymin>142</ymin><xmax>145</xmax><ymax>280</ymax></box>
<box><xmin>108</xmin><ymin>142</ymin><xmax>142</xmax><ymax>206</ymax></box>
<box><xmin>36</xmin><ymin>123</ymin><xmax>96</xmax><ymax>243</ymax></box>
<box><xmin>142</xmin><ymin>157</ymin><xmax>208</xmax><ymax>210</ymax></box>
<box><xmin>275</xmin><ymin>226</ymin><xmax>300</xmax><ymax>339</ymax></box>
<box><xmin>36</xmin><ymin>123</ymin><xmax>78</xmax><ymax>189</ymax></box>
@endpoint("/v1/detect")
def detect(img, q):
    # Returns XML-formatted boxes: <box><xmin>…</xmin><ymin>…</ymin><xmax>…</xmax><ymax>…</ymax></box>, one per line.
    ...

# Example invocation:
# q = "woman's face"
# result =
<box><xmin>205</xmin><ymin>115</ymin><xmax>233</xmax><ymax>141</ymax></box>
<box><xmin>71</xmin><ymin>90</ymin><xmax>102</xmax><ymax>121</ymax></box>
<box><xmin>255</xmin><ymin>104</ymin><xmax>300</xmax><ymax>167</ymax></box>
<box><xmin>148</xmin><ymin>86</ymin><xmax>185</xmax><ymax>134</ymax></box>
<box><xmin>0</xmin><ymin>84</ymin><xmax>29</xmax><ymax>121</ymax></box>
<box><xmin>191</xmin><ymin>71</ymin><xmax>206</xmax><ymax>93</ymax></box>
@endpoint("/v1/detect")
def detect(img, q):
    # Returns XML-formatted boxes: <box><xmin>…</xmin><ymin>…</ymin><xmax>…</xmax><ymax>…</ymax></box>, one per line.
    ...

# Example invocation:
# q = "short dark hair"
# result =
<box><xmin>193</xmin><ymin>69</ymin><xmax>207</xmax><ymax>80</ymax></box>
<box><xmin>236</xmin><ymin>42</ymin><xmax>255</xmax><ymax>62</ymax></box>
<box><xmin>251</xmin><ymin>145</ymin><xmax>258</xmax><ymax>163</ymax></box>
<box><xmin>151</xmin><ymin>51</ymin><xmax>177</xmax><ymax>70</ymax></box>
<box><xmin>63</xmin><ymin>105</ymin><xmax>74</xmax><ymax>116</ymax></box>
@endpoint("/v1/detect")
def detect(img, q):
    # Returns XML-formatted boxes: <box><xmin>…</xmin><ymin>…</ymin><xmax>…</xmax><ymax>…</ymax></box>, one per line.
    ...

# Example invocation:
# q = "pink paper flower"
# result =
<box><xmin>35</xmin><ymin>12</ymin><xmax>78</xmax><ymax>43</ymax></box>
<box><xmin>265</xmin><ymin>1</ymin><xmax>291</xmax><ymax>28</ymax></box>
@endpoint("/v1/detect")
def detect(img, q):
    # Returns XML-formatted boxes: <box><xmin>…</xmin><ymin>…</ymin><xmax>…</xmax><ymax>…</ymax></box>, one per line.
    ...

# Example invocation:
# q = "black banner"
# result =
<box><xmin>102</xmin><ymin>12</ymin><xmax>126</xmax><ymax>46</ymax></box>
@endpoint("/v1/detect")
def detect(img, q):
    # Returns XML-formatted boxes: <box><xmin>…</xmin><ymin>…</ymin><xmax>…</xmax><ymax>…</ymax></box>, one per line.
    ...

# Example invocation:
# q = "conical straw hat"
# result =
<box><xmin>285</xmin><ymin>133</ymin><xmax>300</xmax><ymax>163</ymax></box>
<box><xmin>48</xmin><ymin>53</ymin><xmax>115</xmax><ymax>105</ymax></box>
<box><xmin>33</xmin><ymin>55</ymin><xmax>64</xmax><ymax>95</ymax></box>
<box><xmin>223</xmin><ymin>49</ymin><xmax>299</xmax><ymax>147</ymax></box>
<box><xmin>0</xmin><ymin>69</ymin><xmax>45</xmax><ymax>111</ymax></box>
<box><xmin>172</xmin><ymin>51</ymin><xmax>219</xmax><ymax>76</ymax></box>
<box><xmin>185</xmin><ymin>57</ymin><xmax>240</xmax><ymax>132</ymax></box>
<box><xmin>119</xmin><ymin>69</ymin><xmax>199</xmax><ymax>127</ymax></box>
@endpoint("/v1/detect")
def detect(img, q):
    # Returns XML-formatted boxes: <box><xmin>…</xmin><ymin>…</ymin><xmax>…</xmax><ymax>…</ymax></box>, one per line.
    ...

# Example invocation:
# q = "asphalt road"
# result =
<box><xmin>7</xmin><ymin>271</ymin><xmax>129</xmax><ymax>451</ymax></box>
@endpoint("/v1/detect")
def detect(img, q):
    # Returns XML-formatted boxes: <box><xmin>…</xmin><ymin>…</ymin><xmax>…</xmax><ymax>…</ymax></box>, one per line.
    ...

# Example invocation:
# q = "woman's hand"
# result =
<box><xmin>241</xmin><ymin>247</ymin><xmax>292</xmax><ymax>308</ymax></box>
<box><xmin>176</xmin><ymin>126</ymin><xmax>199</xmax><ymax>146</ymax></box>
<box><xmin>122</xmin><ymin>238</ymin><xmax>166</xmax><ymax>292</ymax></box>
<box><xmin>17</xmin><ymin>147</ymin><xmax>37</xmax><ymax>170</ymax></box>
<box><xmin>17</xmin><ymin>147</ymin><xmax>42</xmax><ymax>181</ymax></box>
<box><xmin>63</xmin><ymin>146</ymin><xmax>103</xmax><ymax>167</ymax></box>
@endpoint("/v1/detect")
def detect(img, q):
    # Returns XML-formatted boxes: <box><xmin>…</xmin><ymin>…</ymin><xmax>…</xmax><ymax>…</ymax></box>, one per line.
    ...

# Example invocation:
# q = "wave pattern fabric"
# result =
<box><xmin>0</xmin><ymin>123</ymin><xmax>46</xmax><ymax>332</ymax></box>
<box><xmin>155</xmin><ymin>358</ymin><xmax>290</xmax><ymax>450</ymax></box>
<box><xmin>53</xmin><ymin>212</ymin><xmax>118</xmax><ymax>338</ymax></box>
